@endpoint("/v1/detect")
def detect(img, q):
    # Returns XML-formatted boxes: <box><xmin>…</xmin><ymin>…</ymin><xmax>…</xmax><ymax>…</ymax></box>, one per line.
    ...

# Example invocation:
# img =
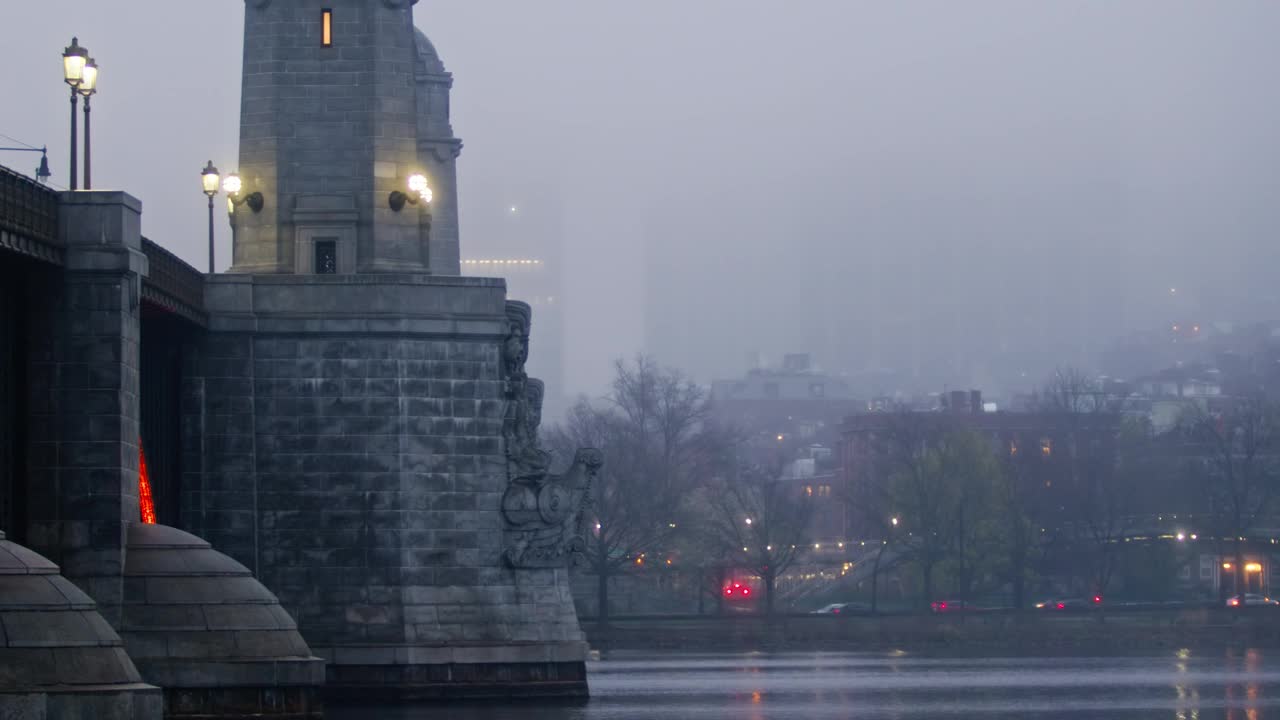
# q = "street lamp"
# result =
<box><xmin>0</xmin><ymin>146</ymin><xmax>53</xmax><ymax>184</ymax></box>
<box><xmin>201</xmin><ymin>161</ymin><xmax>220</xmax><ymax>273</ymax></box>
<box><xmin>222</xmin><ymin>172</ymin><xmax>264</xmax><ymax>213</ymax></box>
<box><xmin>890</xmin><ymin>517</ymin><xmax>899</xmax><ymax>527</ymax></box>
<box><xmin>389</xmin><ymin>173</ymin><xmax>432</xmax><ymax>211</ymax></box>
<box><xmin>79</xmin><ymin>58</ymin><xmax>98</xmax><ymax>189</ymax></box>
<box><xmin>62</xmin><ymin>37</ymin><xmax>89</xmax><ymax>190</ymax></box>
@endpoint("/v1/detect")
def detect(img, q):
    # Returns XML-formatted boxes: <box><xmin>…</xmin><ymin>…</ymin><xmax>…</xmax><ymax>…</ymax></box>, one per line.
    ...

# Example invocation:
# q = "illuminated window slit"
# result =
<box><xmin>138</xmin><ymin>439</ymin><xmax>157</xmax><ymax>524</ymax></box>
<box><xmin>322</xmin><ymin>9</ymin><xmax>333</xmax><ymax>47</ymax></box>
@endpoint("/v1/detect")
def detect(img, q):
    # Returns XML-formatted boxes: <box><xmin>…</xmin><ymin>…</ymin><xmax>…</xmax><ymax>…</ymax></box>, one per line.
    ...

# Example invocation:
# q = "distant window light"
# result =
<box><xmin>818</xmin><ymin>485</ymin><xmax>831</xmax><ymax>498</ymax></box>
<box><xmin>805</xmin><ymin>486</ymin><xmax>814</xmax><ymax>497</ymax></box>
<box><xmin>1040</xmin><ymin>438</ymin><xmax>1052</xmax><ymax>457</ymax></box>
<box><xmin>322</xmin><ymin>9</ymin><xmax>333</xmax><ymax>47</ymax></box>
<box><xmin>461</xmin><ymin>259</ymin><xmax>543</xmax><ymax>266</ymax></box>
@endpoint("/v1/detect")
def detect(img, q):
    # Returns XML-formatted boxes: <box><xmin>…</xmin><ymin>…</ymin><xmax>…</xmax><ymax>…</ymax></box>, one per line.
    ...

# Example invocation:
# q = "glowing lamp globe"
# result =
<box><xmin>201</xmin><ymin>161</ymin><xmax>220</xmax><ymax>197</ymax></box>
<box><xmin>78</xmin><ymin>58</ymin><xmax>99</xmax><ymax>97</ymax></box>
<box><xmin>62</xmin><ymin>37</ymin><xmax>88</xmax><ymax>86</ymax></box>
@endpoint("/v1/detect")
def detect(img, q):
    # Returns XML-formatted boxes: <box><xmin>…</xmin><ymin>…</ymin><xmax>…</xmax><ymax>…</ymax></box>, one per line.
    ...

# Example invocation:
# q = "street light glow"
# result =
<box><xmin>891</xmin><ymin>517</ymin><xmax>899</xmax><ymax>527</ymax></box>
<box><xmin>744</xmin><ymin>518</ymin><xmax>753</xmax><ymax>525</ymax></box>
<box><xmin>201</xmin><ymin>161</ymin><xmax>221</xmax><ymax>197</ymax></box>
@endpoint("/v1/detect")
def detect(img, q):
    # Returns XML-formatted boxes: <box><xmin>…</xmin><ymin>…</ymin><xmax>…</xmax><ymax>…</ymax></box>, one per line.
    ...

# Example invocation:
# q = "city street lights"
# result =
<box><xmin>201</xmin><ymin>161</ymin><xmax>220</xmax><ymax>273</ymax></box>
<box><xmin>79</xmin><ymin>58</ymin><xmax>98</xmax><ymax>189</ymax></box>
<box><xmin>62</xmin><ymin>37</ymin><xmax>89</xmax><ymax>190</ymax></box>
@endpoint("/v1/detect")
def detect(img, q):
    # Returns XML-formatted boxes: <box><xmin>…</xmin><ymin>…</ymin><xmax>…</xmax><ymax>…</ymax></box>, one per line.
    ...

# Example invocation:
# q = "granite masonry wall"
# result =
<box><xmin>24</xmin><ymin>193</ymin><xmax>147</xmax><ymax>626</ymax></box>
<box><xmin>185</xmin><ymin>274</ymin><xmax>585</xmax><ymax>695</ymax></box>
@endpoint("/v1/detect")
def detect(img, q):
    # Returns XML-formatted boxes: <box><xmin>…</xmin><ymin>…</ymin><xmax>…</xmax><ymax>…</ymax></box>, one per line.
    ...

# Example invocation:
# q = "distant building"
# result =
<box><xmin>777</xmin><ymin>449</ymin><xmax>848</xmax><ymax>543</ymax></box>
<box><xmin>710</xmin><ymin>354</ymin><xmax>862</xmax><ymax>449</ymax></box>
<box><xmin>461</xmin><ymin>183</ymin><xmax>568</xmax><ymax>421</ymax></box>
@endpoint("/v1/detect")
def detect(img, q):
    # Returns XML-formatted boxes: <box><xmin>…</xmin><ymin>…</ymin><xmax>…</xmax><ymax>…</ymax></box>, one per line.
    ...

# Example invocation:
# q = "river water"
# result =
<box><xmin>331</xmin><ymin>650</ymin><xmax>1280</xmax><ymax>719</ymax></box>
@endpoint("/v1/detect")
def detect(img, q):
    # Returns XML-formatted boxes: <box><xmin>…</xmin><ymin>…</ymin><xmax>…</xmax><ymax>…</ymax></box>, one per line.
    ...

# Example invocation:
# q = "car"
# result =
<box><xmin>930</xmin><ymin>600</ymin><xmax>978</xmax><ymax>613</ymax></box>
<box><xmin>722</xmin><ymin>582</ymin><xmax>753</xmax><ymax>600</ymax></box>
<box><xmin>1034</xmin><ymin>596</ymin><xmax>1103</xmax><ymax>610</ymax></box>
<box><xmin>1226</xmin><ymin>594</ymin><xmax>1279</xmax><ymax>607</ymax></box>
<box><xmin>810</xmin><ymin>602</ymin><xmax>874</xmax><ymax>616</ymax></box>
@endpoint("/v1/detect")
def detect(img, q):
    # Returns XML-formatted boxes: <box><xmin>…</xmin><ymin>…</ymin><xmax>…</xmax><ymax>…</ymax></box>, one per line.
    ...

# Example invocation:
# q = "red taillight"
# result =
<box><xmin>939</xmin><ymin>602</ymin><xmax>947</xmax><ymax>610</ymax></box>
<box><xmin>832</xmin><ymin>608</ymin><xmax>840</xmax><ymax>614</ymax></box>
<box><xmin>1230</xmin><ymin>598</ymin><xmax>1240</xmax><ymax>607</ymax></box>
<box><xmin>724</xmin><ymin>587</ymin><xmax>733</xmax><ymax>596</ymax></box>
<box><xmin>742</xmin><ymin>588</ymin><xmax>750</xmax><ymax>596</ymax></box>
<box><xmin>1056</xmin><ymin>602</ymin><xmax>1066</xmax><ymax>610</ymax></box>
<box><xmin>1093</xmin><ymin>596</ymin><xmax>1102</xmax><ymax>604</ymax></box>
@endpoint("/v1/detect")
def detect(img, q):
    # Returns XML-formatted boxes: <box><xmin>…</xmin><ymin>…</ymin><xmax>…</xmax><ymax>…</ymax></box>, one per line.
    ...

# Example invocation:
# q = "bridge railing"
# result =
<box><xmin>0</xmin><ymin>164</ymin><xmax>60</xmax><ymax>262</ymax></box>
<box><xmin>141</xmin><ymin>237</ymin><xmax>207</xmax><ymax>326</ymax></box>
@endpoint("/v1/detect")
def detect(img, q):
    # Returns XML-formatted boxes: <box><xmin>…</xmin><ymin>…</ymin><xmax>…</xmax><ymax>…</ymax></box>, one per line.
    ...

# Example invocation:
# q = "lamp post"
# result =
<box><xmin>0</xmin><ymin>147</ymin><xmax>53</xmax><ymax>184</ymax></box>
<box><xmin>79</xmin><ymin>58</ymin><xmax>98</xmax><ymax>189</ymax></box>
<box><xmin>62</xmin><ymin>37</ymin><xmax>88</xmax><ymax>190</ymax></box>
<box><xmin>201</xmin><ymin>161</ymin><xmax>220</xmax><ymax>273</ymax></box>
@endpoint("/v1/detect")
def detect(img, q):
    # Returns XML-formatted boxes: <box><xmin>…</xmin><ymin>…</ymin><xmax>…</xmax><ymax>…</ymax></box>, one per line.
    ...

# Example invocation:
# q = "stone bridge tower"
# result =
<box><xmin>231</xmin><ymin>0</ymin><xmax>460</xmax><ymax>275</ymax></box>
<box><xmin>184</xmin><ymin>0</ymin><xmax>593</xmax><ymax>700</ymax></box>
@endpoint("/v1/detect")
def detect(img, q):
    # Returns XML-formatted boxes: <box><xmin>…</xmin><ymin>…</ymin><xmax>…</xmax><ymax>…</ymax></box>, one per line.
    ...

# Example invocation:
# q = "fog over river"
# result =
<box><xmin>332</xmin><ymin>650</ymin><xmax>1279</xmax><ymax>719</ymax></box>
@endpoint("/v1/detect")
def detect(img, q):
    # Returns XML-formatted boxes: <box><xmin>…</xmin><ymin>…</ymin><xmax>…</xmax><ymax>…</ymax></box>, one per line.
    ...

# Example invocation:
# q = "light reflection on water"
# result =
<box><xmin>330</xmin><ymin>650</ymin><xmax>1279</xmax><ymax>719</ymax></box>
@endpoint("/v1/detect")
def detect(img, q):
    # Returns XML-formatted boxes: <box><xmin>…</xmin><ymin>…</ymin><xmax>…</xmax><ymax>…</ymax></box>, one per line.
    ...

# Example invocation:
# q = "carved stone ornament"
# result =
<box><xmin>502</xmin><ymin>449</ymin><xmax>602</xmax><ymax>569</ymax></box>
<box><xmin>500</xmin><ymin>300</ymin><xmax>601</xmax><ymax>568</ymax></box>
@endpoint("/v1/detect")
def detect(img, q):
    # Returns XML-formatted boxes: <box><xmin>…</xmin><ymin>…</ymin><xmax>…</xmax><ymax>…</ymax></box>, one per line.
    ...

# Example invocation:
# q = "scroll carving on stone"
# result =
<box><xmin>500</xmin><ymin>301</ymin><xmax>600</xmax><ymax>569</ymax></box>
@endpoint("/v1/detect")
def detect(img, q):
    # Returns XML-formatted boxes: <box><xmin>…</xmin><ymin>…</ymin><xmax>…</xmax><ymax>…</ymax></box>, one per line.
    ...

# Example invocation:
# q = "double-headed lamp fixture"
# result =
<box><xmin>390</xmin><ymin>173</ymin><xmax>432</xmax><ymax>211</ymax></box>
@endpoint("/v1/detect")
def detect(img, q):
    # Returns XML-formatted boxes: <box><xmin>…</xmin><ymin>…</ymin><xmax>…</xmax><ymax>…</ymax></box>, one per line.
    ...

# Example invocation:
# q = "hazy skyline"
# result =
<box><xmin>4</xmin><ymin>2</ymin><xmax>1279</xmax><ymax>405</ymax></box>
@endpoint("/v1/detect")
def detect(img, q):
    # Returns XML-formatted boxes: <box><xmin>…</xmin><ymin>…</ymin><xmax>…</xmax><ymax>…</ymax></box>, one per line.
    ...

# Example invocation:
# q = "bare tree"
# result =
<box><xmin>704</xmin><ymin>460</ymin><xmax>813</xmax><ymax>616</ymax></box>
<box><xmin>546</xmin><ymin>356</ymin><xmax>720</xmax><ymax>623</ymax></box>
<box><xmin>1032</xmin><ymin>368</ymin><xmax>1128</xmax><ymax>598</ymax></box>
<box><xmin>935</xmin><ymin>428</ymin><xmax>1003</xmax><ymax>604</ymax></box>
<box><xmin>1179</xmin><ymin>395</ymin><xmax>1280</xmax><ymax>597</ymax></box>
<box><xmin>869</xmin><ymin>410</ymin><xmax>954</xmax><ymax>609</ymax></box>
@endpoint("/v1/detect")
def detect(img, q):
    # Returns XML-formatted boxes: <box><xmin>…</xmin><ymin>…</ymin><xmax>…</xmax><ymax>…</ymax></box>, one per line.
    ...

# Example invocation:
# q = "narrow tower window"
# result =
<box><xmin>322</xmin><ymin>9</ymin><xmax>333</xmax><ymax>47</ymax></box>
<box><xmin>315</xmin><ymin>240</ymin><xmax>337</xmax><ymax>274</ymax></box>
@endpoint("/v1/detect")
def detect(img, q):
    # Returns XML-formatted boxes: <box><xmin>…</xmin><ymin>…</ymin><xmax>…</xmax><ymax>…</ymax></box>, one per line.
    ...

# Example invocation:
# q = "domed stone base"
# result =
<box><xmin>120</xmin><ymin>524</ymin><xmax>325</xmax><ymax>719</ymax></box>
<box><xmin>0</xmin><ymin>531</ymin><xmax>162</xmax><ymax>720</ymax></box>
<box><xmin>0</xmin><ymin>686</ymin><xmax>162</xmax><ymax>720</ymax></box>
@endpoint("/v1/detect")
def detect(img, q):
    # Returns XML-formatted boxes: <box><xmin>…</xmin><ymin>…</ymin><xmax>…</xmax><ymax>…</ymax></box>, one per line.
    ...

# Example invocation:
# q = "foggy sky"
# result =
<box><xmin>3</xmin><ymin>2</ymin><xmax>1279</xmax><ymax>404</ymax></box>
